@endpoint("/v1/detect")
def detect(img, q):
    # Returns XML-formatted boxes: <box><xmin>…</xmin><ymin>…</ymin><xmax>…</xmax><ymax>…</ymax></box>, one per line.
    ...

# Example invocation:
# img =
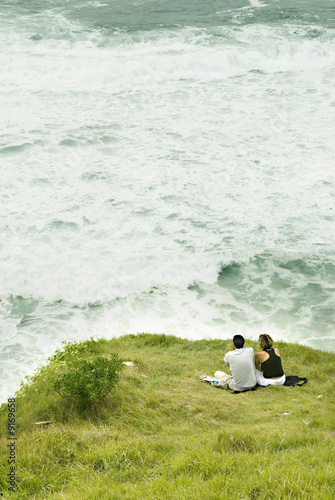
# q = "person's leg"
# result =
<box><xmin>266</xmin><ymin>375</ymin><xmax>286</xmax><ymax>386</ymax></box>
<box><xmin>256</xmin><ymin>369</ymin><xmax>268</xmax><ymax>386</ymax></box>
<box><xmin>214</xmin><ymin>371</ymin><xmax>236</xmax><ymax>390</ymax></box>
<box><xmin>214</xmin><ymin>371</ymin><xmax>229</xmax><ymax>379</ymax></box>
<box><xmin>256</xmin><ymin>370</ymin><xmax>286</xmax><ymax>386</ymax></box>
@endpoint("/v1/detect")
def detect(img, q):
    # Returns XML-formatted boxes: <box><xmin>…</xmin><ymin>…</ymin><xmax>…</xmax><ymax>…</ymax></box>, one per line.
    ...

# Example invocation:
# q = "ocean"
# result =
<box><xmin>1</xmin><ymin>0</ymin><xmax>334</xmax><ymax>402</ymax></box>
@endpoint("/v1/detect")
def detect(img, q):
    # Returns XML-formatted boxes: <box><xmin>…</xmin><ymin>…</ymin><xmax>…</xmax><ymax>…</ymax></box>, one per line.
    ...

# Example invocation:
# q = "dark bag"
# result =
<box><xmin>283</xmin><ymin>376</ymin><xmax>307</xmax><ymax>387</ymax></box>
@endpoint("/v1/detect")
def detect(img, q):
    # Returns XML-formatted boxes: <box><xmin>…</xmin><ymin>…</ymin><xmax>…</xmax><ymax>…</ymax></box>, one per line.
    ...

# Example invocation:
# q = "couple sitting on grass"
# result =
<box><xmin>201</xmin><ymin>334</ymin><xmax>285</xmax><ymax>392</ymax></box>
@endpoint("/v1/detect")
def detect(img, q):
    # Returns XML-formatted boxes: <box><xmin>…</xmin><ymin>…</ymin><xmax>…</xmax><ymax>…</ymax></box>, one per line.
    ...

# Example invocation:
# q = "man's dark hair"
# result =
<box><xmin>233</xmin><ymin>335</ymin><xmax>245</xmax><ymax>349</ymax></box>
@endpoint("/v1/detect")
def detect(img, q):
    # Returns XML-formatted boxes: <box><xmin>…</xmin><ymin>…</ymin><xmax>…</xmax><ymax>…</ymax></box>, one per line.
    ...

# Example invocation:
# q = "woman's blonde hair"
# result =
<box><xmin>258</xmin><ymin>334</ymin><xmax>273</xmax><ymax>350</ymax></box>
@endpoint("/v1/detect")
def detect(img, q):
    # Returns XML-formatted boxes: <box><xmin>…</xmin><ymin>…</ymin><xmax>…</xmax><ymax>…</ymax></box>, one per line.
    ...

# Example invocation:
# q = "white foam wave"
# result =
<box><xmin>0</xmin><ymin>21</ymin><xmax>334</xmax><ymax>92</ymax></box>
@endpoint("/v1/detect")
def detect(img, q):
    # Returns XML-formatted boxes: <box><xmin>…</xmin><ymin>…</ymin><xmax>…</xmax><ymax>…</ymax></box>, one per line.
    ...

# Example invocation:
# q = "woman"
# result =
<box><xmin>255</xmin><ymin>334</ymin><xmax>286</xmax><ymax>387</ymax></box>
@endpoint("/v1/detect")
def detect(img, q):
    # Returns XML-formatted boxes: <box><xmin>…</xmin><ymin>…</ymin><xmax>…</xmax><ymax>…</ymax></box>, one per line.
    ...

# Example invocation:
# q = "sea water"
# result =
<box><xmin>0</xmin><ymin>0</ymin><xmax>335</xmax><ymax>402</ymax></box>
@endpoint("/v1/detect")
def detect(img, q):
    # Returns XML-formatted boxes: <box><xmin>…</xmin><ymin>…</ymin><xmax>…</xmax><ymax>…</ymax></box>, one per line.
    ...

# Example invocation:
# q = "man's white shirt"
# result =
<box><xmin>224</xmin><ymin>347</ymin><xmax>256</xmax><ymax>389</ymax></box>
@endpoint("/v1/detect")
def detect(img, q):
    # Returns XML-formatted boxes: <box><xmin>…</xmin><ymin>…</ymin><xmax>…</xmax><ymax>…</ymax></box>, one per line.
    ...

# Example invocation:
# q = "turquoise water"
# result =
<box><xmin>1</xmin><ymin>0</ymin><xmax>335</xmax><ymax>401</ymax></box>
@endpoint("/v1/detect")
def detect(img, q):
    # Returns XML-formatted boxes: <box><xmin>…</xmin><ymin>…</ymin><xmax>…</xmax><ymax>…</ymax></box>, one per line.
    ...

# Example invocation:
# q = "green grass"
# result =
<box><xmin>1</xmin><ymin>333</ymin><xmax>335</xmax><ymax>499</ymax></box>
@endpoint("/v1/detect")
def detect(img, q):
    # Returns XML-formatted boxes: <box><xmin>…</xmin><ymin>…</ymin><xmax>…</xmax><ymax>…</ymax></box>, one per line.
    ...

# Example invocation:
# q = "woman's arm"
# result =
<box><xmin>255</xmin><ymin>352</ymin><xmax>262</xmax><ymax>371</ymax></box>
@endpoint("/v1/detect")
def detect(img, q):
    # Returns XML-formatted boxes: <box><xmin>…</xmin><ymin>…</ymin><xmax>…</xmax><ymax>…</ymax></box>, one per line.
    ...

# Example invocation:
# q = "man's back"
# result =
<box><xmin>224</xmin><ymin>347</ymin><xmax>256</xmax><ymax>390</ymax></box>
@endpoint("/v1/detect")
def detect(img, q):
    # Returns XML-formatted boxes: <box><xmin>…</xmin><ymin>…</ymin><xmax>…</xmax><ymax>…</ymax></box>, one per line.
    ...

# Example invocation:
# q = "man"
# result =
<box><xmin>200</xmin><ymin>335</ymin><xmax>256</xmax><ymax>392</ymax></box>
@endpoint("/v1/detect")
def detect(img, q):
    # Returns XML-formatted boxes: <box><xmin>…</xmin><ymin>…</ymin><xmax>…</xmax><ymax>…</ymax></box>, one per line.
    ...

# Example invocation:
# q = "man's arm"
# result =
<box><xmin>224</xmin><ymin>353</ymin><xmax>230</xmax><ymax>369</ymax></box>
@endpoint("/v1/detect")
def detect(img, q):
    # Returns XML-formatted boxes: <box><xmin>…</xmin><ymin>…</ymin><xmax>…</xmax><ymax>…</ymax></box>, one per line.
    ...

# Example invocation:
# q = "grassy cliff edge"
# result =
<box><xmin>1</xmin><ymin>333</ymin><xmax>334</xmax><ymax>500</ymax></box>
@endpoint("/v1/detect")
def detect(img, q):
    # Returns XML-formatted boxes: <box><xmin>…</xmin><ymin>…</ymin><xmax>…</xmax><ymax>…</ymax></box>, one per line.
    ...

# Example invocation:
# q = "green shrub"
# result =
<box><xmin>16</xmin><ymin>339</ymin><xmax>124</xmax><ymax>409</ymax></box>
<box><xmin>54</xmin><ymin>354</ymin><xmax>124</xmax><ymax>407</ymax></box>
<box><xmin>18</xmin><ymin>338</ymin><xmax>107</xmax><ymax>391</ymax></box>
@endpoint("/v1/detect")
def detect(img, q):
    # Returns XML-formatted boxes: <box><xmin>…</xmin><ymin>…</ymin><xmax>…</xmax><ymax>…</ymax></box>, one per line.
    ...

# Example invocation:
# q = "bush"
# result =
<box><xmin>54</xmin><ymin>354</ymin><xmax>124</xmax><ymax>407</ymax></box>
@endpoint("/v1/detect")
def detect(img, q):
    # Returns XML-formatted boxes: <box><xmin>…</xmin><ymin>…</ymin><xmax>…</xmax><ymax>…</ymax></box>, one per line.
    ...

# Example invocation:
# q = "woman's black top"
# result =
<box><xmin>261</xmin><ymin>349</ymin><xmax>284</xmax><ymax>378</ymax></box>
